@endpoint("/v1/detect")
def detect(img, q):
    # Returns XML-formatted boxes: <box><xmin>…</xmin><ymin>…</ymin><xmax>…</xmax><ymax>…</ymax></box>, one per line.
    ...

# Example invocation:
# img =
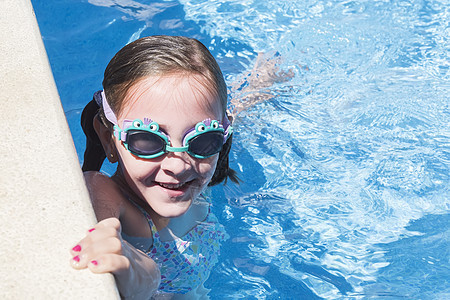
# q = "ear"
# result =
<box><xmin>93</xmin><ymin>116</ymin><xmax>118</xmax><ymax>163</ymax></box>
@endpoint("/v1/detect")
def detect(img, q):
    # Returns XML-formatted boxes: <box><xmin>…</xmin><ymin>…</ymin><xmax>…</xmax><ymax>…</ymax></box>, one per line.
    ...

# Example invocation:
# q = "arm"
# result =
<box><xmin>229</xmin><ymin>52</ymin><xmax>295</xmax><ymax>118</ymax></box>
<box><xmin>70</xmin><ymin>171</ymin><xmax>160</xmax><ymax>299</ymax></box>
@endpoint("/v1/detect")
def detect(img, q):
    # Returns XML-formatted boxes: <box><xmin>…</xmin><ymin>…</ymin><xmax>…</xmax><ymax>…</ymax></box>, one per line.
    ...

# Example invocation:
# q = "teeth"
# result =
<box><xmin>159</xmin><ymin>182</ymin><xmax>185</xmax><ymax>189</ymax></box>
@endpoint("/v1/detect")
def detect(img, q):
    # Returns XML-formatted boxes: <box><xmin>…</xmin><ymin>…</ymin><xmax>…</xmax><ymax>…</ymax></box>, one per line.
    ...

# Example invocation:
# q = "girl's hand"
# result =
<box><xmin>70</xmin><ymin>218</ymin><xmax>161</xmax><ymax>299</ymax></box>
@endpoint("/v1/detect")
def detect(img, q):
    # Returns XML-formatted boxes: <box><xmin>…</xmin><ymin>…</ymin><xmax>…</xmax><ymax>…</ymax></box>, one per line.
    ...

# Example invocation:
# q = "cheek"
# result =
<box><xmin>196</xmin><ymin>155</ymin><xmax>219</xmax><ymax>181</ymax></box>
<box><xmin>115</xmin><ymin>141</ymin><xmax>159</xmax><ymax>180</ymax></box>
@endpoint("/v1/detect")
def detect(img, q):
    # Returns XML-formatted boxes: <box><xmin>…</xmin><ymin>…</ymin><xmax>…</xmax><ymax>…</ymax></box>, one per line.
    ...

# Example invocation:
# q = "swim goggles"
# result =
<box><xmin>100</xmin><ymin>91</ymin><xmax>232</xmax><ymax>159</ymax></box>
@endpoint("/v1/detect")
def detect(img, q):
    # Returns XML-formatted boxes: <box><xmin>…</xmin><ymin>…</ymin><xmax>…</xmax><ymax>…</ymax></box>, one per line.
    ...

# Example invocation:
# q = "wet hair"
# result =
<box><xmin>81</xmin><ymin>35</ymin><xmax>238</xmax><ymax>185</ymax></box>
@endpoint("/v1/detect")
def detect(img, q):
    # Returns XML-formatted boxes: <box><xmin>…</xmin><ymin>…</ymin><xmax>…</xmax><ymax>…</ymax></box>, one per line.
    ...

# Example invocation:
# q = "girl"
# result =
<box><xmin>71</xmin><ymin>36</ymin><xmax>238</xmax><ymax>299</ymax></box>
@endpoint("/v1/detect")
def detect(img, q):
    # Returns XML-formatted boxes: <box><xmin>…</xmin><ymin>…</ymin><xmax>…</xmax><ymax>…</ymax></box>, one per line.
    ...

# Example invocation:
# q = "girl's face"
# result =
<box><xmin>114</xmin><ymin>74</ymin><xmax>223</xmax><ymax>218</ymax></box>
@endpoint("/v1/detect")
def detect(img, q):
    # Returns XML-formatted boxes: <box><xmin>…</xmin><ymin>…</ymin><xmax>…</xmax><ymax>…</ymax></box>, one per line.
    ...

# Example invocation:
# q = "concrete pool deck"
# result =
<box><xmin>0</xmin><ymin>0</ymin><xmax>119</xmax><ymax>298</ymax></box>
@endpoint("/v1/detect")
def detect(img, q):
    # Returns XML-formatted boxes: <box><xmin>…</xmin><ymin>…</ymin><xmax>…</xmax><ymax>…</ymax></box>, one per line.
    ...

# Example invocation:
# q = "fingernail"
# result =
<box><xmin>73</xmin><ymin>255</ymin><xmax>80</xmax><ymax>262</ymax></box>
<box><xmin>91</xmin><ymin>260</ymin><xmax>98</xmax><ymax>266</ymax></box>
<box><xmin>88</xmin><ymin>228</ymin><xmax>95</xmax><ymax>232</ymax></box>
<box><xmin>72</xmin><ymin>245</ymin><xmax>81</xmax><ymax>252</ymax></box>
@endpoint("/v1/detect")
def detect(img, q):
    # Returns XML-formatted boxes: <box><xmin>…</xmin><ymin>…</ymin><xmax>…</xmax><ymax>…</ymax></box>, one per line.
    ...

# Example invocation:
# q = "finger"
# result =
<box><xmin>96</xmin><ymin>217</ymin><xmax>122</xmax><ymax>232</ymax></box>
<box><xmin>70</xmin><ymin>218</ymin><xmax>123</xmax><ymax>269</ymax></box>
<box><xmin>83</xmin><ymin>217</ymin><xmax>121</xmax><ymax>236</ymax></box>
<box><xmin>86</xmin><ymin>225</ymin><xmax>119</xmax><ymax>241</ymax></box>
<box><xmin>84</xmin><ymin>236</ymin><xmax>124</xmax><ymax>257</ymax></box>
<box><xmin>70</xmin><ymin>243</ymin><xmax>83</xmax><ymax>256</ymax></box>
<box><xmin>87</xmin><ymin>253</ymin><xmax>130</xmax><ymax>274</ymax></box>
<box><xmin>70</xmin><ymin>230</ymin><xmax>95</xmax><ymax>256</ymax></box>
<box><xmin>70</xmin><ymin>226</ymin><xmax>117</xmax><ymax>256</ymax></box>
<box><xmin>70</xmin><ymin>235</ymin><xmax>123</xmax><ymax>269</ymax></box>
<box><xmin>70</xmin><ymin>253</ymin><xmax>88</xmax><ymax>270</ymax></box>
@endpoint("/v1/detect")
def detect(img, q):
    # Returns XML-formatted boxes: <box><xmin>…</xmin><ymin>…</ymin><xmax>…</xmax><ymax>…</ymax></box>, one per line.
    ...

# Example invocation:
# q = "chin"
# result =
<box><xmin>155</xmin><ymin>200</ymin><xmax>192</xmax><ymax>218</ymax></box>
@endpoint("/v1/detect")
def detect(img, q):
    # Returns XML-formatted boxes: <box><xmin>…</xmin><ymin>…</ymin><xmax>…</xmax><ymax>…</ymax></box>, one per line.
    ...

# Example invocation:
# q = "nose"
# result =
<box><xmin>160</xmin><ymin>151</ymin><xmax>192</xmax><ymax>176</ymax></box>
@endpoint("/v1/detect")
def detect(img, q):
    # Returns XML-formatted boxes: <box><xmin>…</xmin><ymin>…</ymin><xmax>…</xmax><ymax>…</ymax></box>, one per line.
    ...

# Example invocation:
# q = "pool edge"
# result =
<box><xmin>0</xmin><ymin>0</ymin><xmax>119</xmax><ymax>298</ymax></box>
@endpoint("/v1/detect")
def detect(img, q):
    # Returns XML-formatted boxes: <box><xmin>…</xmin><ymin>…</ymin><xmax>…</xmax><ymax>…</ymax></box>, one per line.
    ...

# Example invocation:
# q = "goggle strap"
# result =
<box><xmin>120</xmin><ymin>131</ymin><xmax>127</xmax><ymax>141</ymax></box>
<box><xmin>101</xmin><ymin>91</ymin><xmax>118</xmax><ymax>125</ymax></box>
<box><xmin>223</xmin><ymin>123</ymin><xmax>233</xmax><ymax>143</ymax></box>
<box><xmin>113</xmin><ymin>125</ymin><xmax>127</xmax><ymax>142</ymax></box>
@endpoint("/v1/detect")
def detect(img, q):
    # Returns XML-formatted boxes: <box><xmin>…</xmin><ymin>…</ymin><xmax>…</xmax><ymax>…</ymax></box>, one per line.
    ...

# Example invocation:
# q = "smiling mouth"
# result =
<box><xmin>157</xmin><ymin>180</ymin><xmax>194</xmax><ymax>190</ymax></box>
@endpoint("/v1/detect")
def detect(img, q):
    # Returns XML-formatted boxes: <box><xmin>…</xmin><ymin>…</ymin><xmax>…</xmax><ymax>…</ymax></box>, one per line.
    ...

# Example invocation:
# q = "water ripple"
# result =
<box><xmin>208</xmin><ymin>1</ymin><xmax>449</xmax><ymax>297</ymax></box>
<box><xmin>38</xmin><ymin>0</ymin><xmax>450</xmax><ymax>298</ymax></box>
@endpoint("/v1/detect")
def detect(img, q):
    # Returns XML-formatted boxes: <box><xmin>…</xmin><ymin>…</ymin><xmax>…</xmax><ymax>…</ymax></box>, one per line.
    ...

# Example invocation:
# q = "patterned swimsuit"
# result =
<box><xmin>122</xmin><ymin>203</ymin><xmax>228</xmax><ymax>294</ymax></box>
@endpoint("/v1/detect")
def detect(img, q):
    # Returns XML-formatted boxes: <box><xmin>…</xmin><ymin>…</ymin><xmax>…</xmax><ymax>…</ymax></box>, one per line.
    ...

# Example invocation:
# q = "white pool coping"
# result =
<box><xmin>0</xmin><ymin>0</ymin><xmax>119</xmax><ymax>298</ymax></box>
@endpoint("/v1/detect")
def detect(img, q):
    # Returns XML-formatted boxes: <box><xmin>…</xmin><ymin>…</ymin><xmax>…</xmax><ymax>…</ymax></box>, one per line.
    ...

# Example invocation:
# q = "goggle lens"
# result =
<box><xmin>126</xmin><ymin>130</ymin><xmax>166</xmax><ymax>156</ymax></box>
<box><xmin>187</xmin><ymin>131</ymin><xmax>225</xmax><ymax>158</ymax></box>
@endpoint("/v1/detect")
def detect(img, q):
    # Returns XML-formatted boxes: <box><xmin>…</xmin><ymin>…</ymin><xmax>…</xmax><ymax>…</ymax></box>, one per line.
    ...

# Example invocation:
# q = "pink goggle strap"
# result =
<box><xmin>101</xmin><ymin>90</ymin><xmax>118</xmax><ymax>126</ymax></box>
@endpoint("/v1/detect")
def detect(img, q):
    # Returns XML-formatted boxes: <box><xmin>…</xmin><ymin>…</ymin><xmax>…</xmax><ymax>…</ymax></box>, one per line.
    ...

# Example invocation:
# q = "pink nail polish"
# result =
<box><xmin>91</xmin><ymin>260</ymin><xmax>98</xmax><ymax>266</ymax></box>
<box><xmin>73</xmin><ymin>255</ymin><xmax>80</xmax><ymax>262</ymax></box>
<box><xmin>72</xmin><ymin>245</ymin><xmax>81</xmax><ymax>252</ymax></box>
<box><xmin>88</xmin><ymin>228</ymin><xmax>95</xmax><ymax>232</ymax></box>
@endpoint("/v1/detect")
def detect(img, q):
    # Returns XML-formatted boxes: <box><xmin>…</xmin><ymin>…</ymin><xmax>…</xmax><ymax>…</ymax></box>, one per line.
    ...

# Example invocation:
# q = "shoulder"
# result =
<box><xmin>83</xmin><ymin>171</ymin><xmax>127</xmax><ymax>221</ymax></box>
<box><xmin>84</xmin><ymin>171</ymin><xmax>152</xmax><ymax>239</ymax></box>
<box><xmin>84</xmin><ymin>171</ymin><xmax>116</xmax><ymax>188</ymax></box>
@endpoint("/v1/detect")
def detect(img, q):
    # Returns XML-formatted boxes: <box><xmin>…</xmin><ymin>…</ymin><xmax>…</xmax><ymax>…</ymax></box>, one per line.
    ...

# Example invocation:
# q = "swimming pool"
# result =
<box><xmin>32</xmin><ymin>0</ymin><xmax>449</xmax><ymax>298</ymax></box>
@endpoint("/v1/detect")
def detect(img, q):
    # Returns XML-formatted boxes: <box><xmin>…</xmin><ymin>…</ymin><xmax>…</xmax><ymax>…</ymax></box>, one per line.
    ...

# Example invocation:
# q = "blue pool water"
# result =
<box><xmin>32</xmin><ymin>0</ymin><xmax>449</xmax><ymax>298</ymax></box>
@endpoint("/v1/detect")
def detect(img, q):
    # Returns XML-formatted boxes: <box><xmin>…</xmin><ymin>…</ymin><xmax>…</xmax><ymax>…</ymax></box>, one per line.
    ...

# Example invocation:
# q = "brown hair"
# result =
<box><xmin>81</xmin><ymin>35</ymin><xmax>238</xmax><ymax>185</ymax></box>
